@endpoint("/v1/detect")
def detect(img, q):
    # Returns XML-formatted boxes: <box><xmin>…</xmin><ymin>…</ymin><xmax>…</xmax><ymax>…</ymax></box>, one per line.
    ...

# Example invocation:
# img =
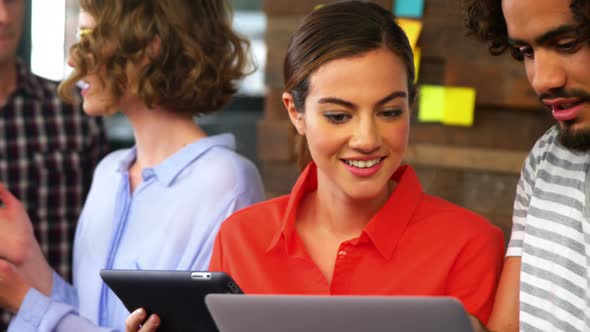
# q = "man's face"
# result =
<box><xmin>503</xmin><ymin>0</ymin><xmax>590</xmax><ymax>150</ymax></box>
<box><xmin>0</xmin><ymin>0</ymin><xmax>24</xmax><ymax>67</ymax></box>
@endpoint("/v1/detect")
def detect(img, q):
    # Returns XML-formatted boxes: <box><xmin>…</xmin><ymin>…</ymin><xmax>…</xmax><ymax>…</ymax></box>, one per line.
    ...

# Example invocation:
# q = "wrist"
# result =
<box><xmin>9</xmin><ymin>283</ymin><xmax>31</xmax><ymax>314</ymax></box>
<box><xmin>23</xmin><ymin>245</ymin><xmax>54</xmax><ymax>296</ymax></box>
<box><xmin>468</xmin><ymin>314</ymin><xmax>489</xmax><ymax>332</ymax></box>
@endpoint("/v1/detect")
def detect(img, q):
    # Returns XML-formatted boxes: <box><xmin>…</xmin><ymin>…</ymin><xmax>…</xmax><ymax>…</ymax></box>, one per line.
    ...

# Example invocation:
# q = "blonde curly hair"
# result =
<box><xmin>59</xmin><ymin>0</ymin><xmax>251</xmax><ymax>115</ymax></box>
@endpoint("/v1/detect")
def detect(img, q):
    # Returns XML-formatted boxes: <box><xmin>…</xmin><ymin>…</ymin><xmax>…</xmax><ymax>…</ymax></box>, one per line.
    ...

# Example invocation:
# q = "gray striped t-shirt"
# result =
<box><xmin>507</xmin><ymin>125</ymin><xmax>590</xmax><ymax>332</ymax></box>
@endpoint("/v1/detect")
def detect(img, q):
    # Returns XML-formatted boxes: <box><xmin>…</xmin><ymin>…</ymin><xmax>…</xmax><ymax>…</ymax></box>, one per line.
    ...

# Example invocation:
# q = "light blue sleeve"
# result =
<box><xmin>50</xmin><ymin>272</ymin><xmax>77</xmax><ymax>306</ymax></box>
<box><xmin>189</xmin><ymin>184</ymin><xmax>265</xmax><ymax>271</ymax></box>
<box><xmin>188</xmin><ymin>164</ymin><xmax>265</xmax><ymax>270</ymax></box>
<box><xmin>8</xmin><ymin>273</ymin><xmax>116</xmax><ymax>332</ymax></box>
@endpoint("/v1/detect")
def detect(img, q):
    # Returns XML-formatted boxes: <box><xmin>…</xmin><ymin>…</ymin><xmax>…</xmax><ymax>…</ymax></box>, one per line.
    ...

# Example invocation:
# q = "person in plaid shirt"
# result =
<box><xmin>0</xmin><ymin>0</ymin><xmax>108</xmax><ymax>330</ymax></box>
<box><xmin>0</xmin><ymin>0</ymin><xmax>264</xmax><ymax>330</ymax></box>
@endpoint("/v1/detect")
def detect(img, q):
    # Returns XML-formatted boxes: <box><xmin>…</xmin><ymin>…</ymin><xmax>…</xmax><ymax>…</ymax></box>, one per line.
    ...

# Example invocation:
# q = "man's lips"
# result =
<box><xmin>542</xmin><ymin>98</ymin><xmax>586</xmax><ymax>122</ymax></box>
<box><xmin>0</xmin><ymin>35</ymin><xmax>15</xmax><ymax>44</ymax></box>
<box><xmin>0</xmin><ymin>32</ymin><xmax>15</xmax><ymax>39</ymax></box>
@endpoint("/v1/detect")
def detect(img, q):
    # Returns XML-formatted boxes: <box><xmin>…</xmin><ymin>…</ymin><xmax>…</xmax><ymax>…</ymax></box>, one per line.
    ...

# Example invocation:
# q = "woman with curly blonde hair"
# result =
<box><xmin>0</xmin><ymin>0</ymin><xmax>264</xmax><ymax>331</ymax></box>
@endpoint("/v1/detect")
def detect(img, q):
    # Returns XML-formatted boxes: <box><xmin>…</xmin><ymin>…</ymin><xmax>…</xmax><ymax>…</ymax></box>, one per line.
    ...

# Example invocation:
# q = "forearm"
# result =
<box><xmin>9</xmin><ymin>288</ymin><xmax>116</xmax><ymax>332</ymax></box>
<box><xmin>50</xmin><ymin>271</ymin><xmax>77</xmax><ymax>305</ymax></box>
<box><xmin>469</xmin><ymin>315</ymin><xmax>494</xmax><ymax>332</ymax></box>
<box><xmin>9</xmin><ymin>287</ymin><xmax>71</xmax><ymax>332</ymax></box>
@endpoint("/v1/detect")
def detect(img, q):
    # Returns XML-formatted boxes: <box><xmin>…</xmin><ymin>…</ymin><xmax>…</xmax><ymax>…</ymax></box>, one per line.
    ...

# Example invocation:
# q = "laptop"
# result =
<box><xmin>205</xmin><ymin>294</ymin><xmax>474</xmax><ymax>332</ymax></box>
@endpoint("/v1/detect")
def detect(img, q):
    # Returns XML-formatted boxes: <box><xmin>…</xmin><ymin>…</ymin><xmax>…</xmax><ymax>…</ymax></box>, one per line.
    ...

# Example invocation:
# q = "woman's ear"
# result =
<box><xmin>282</xmin><ymin>92</ymin><xmax>305</xmax><ymax>135</ymax></box>
<box><xmin>138</xmin><ymin>36</ymin><xmax>161</xmax><ymax>68</ymax></box>
<box><xmin>128</xmin><ymin>36</ymin><xmax>161</xmax><ymax>93</ymax></box>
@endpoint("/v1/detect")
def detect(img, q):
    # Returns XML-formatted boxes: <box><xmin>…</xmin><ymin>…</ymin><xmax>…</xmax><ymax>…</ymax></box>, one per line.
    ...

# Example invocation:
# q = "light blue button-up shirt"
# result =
<box><xmin>9</xmin><ymin>133</ymin><xmax>265</xmax><ymax>331</ymax></box>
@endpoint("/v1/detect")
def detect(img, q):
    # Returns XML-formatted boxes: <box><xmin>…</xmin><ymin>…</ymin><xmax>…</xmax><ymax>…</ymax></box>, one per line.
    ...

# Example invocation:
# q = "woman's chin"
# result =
<box><xmin>83</xmin><ymin>103</ymin><xmax>116</xmax><ymax>117</ymax></box>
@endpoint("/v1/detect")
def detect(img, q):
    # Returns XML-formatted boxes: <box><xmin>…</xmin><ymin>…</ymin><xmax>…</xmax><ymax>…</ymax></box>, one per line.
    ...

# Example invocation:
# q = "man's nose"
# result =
<box><xmin>530</xmin><ymin>51</ymin><xmax>567</xmax><ymax>95</ymax></box>
<box><xmin>0</xmin><ymin>2</ymin><xmax>9</xmax><ymax>24</ymax></box>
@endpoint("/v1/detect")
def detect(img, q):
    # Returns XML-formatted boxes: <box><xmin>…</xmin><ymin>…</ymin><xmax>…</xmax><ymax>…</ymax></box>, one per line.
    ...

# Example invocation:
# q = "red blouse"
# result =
<box><xmin>209</xmin><ymin>163</ymin><xmax>504</xmax><ymax>323</ymax></box>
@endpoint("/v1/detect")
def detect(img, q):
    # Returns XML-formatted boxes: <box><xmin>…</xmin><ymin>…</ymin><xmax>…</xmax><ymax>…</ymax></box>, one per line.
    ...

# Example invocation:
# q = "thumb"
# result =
<box><xmin>0</xmin><ymin>182</ymin><xmax>18</xmax><ymax>209</ymax></box>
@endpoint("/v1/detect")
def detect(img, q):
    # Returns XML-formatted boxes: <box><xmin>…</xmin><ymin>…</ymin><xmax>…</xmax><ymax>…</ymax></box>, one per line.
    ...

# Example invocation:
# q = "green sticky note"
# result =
<box><xmin>396</xmin><ymin>18</ymin><xmax>422</xmax><ymax>48</ymax></box>
<box><xmin>394</xmin><ymin>0</ymin><xmax>425</xmax><ymax>18</ymax></box>
<box><xmin>443</xmin><ymin>87</ymin><xmax>476</xmax><ymax>126</ymax></box>
<box><xmin>418</xmin><ymin>85</ymin><xmax>445</xmax><ymax>122</ymax></box>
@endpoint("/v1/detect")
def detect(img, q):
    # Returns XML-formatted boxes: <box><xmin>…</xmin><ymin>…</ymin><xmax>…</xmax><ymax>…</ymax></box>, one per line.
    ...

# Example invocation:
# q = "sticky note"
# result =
<box><xmin>418</xmin><ymin>85</ymin><xmax>445</xmax><ymax>122</ymax></box>
<box><xmin>413</xmin><ymin>47</ymin><xmax>421</xmax><ymax>83</ymax></box>
<box><xmin>443</xmin><ymin>87</ymin><xmax>476</xmax><ymax>126</ymax></box>
<box><xmin>394</xmin><ymin>0</ymin><xmax>425</xmax><ymax>18</ymax></box>
<box><xmin>418</xmin><ymin>85</ymin><xmax>477</xmax><ymax>126</ymax></box>
<box><xmin>396</xmin><ymin>18</ymin><xmax>422</xmax><ymax>48</ymax></box>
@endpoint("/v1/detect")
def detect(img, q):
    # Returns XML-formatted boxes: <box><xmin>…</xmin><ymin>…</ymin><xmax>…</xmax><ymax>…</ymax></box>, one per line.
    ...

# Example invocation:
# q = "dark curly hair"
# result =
<box><xmin>59</xmin><ymin>0</ymin><xmax>250</xmax><ymax>115</ymax></box>
<box><xmin>284</xmin><ymin>1</ymin><xmax>416</xmax><ymax>169</ymax></box>
<box><xmin>464</xmin><ymin>0</ymin><xmax>590</xmax><ymax>60</ymax></box>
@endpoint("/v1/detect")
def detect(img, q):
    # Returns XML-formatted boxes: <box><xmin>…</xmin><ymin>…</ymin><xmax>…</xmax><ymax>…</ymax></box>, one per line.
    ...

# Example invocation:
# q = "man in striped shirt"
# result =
<box><xmin>465</xmin><ymin>0</ymin><xmax>590</xmax><ymax>331</ymax></box>
<box><xmin>0</xmin><ymin>0</ymin><xmax>108</xmax><ymax>329</ymax></box>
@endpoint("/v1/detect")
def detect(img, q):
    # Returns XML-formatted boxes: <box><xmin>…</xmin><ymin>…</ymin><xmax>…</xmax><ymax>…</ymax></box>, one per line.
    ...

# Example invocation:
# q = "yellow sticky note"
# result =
<box><xmin>396</xmin><ymin>18</ymin><xmax>422</xmax><ymax>48</ymax></box>
<box><xmin>443</xmin><ymin>87</ymin><xmax>476</xmax><ymax>126</ymax></box>
<box><xmin>418</xmin><ymin>85</ymin><xmax>445</xmax><ymax>122</ymax></box>
<box><xmin>413</xmin><ymin>47</ymin><xmax>421</xmax><ymax>83</ymax></box>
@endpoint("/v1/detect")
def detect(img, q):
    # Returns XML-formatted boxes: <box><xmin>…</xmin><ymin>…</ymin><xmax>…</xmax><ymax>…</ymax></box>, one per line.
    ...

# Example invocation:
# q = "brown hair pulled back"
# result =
<box><xmin>283</xmin><ymin>1</ymin><xmax>416</xmax><ymax>169</ymax></box>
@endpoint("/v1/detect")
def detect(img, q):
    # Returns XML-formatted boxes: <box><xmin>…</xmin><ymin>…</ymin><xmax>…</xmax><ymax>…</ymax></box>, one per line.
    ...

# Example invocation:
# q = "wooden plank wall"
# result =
<box><xmin>259</xmin><ymin>0</ymin><xmax>554</xmax><ymax>241</ymax></box>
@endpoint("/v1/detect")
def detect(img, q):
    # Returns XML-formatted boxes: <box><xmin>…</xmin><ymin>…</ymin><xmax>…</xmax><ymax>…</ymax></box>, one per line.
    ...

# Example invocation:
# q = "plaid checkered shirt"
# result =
<box><xmin>0</xmin><ymin>61</ymin><xmax>109</xmax><ymax>330</ymax></box>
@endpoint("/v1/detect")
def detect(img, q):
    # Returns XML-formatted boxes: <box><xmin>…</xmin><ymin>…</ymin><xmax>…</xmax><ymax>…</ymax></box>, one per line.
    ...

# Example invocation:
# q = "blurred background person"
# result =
<box><xmin>0</xmin><ymin>0</ymin><xmax>264</xmax><ymax>331</ymax></box>
<box><xmin>0</xmin><ymin>0</ymin><xmax>108</xmax><ymax>329</ymax></box>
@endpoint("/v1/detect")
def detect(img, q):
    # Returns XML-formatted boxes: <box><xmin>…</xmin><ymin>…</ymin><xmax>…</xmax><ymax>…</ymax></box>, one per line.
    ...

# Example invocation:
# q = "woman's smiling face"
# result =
<box><xmin>286</xmin><ymin>47</ymin><xmax>411</xmax><ymax>202</ymax></box>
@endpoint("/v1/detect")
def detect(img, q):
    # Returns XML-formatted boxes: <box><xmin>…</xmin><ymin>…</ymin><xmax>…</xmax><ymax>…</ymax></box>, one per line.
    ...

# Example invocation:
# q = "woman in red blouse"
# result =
<box><xmin>127</xmin><ymin>2</ymin><xmax>504</xmax><ymax>331</ymax></box>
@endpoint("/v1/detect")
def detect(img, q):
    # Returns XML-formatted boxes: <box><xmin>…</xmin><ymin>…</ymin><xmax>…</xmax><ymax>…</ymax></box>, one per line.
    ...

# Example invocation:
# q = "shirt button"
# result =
<box><xmin>338</xmin><ymin>250</ymin><xmax>347</xmax><ymax>258</ymax></box>
<box><xmin>142</xmin><ymin>169</ymin><xmax>154</xmax><ymax>179</ymax></box>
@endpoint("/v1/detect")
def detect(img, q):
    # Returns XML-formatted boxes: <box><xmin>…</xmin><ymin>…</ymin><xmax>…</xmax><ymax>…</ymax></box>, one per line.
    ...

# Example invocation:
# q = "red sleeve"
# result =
<box><xmin>446</xmin><ymin>225</ymin><xmax>505</xmax><ymax>324</ymax></box>
<box><xmin>208</xmin><ymin>229</ymin><xmax>224</xmax><ymax>272</ymax></box>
